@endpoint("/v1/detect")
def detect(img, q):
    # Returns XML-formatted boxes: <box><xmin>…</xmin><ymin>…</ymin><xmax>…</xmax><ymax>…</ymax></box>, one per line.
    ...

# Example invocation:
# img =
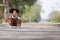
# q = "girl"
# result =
<box><xmin>6</xmin><ymin>8</ymin><xmax>21</xmax><ymax>28</ymax></box>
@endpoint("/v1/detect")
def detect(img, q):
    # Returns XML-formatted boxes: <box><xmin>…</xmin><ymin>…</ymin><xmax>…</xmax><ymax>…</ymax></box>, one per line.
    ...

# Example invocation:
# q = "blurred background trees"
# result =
<box><xmin>21</xmin><ymin>4</ymin><xmax>41</xmax><ymax>22</ymax></box>
<box><xmin>1</xmin><ymin>0</ymin><xmax>60</xmax><ymax>23</ymax></box>
<box><xmin>0</xmin><ymin>0</ymin><xmax>41</xmax><ymax>23</ymax></box>
<box><xmin>48</xmin><ymin>11</ymin><xmax>60</xmax><ymax>22</ymax></box>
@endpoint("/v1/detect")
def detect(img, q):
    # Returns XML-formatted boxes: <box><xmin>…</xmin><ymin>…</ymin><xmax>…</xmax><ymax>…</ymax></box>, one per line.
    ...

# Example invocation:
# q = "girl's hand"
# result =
<box><xmin>8</xmin><ymin>20</ymin><xmax>11</xmax><ymax>24</ymax></box>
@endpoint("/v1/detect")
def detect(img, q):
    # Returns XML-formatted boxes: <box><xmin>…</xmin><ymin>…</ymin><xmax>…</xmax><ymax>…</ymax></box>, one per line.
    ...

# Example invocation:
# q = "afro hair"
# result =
<box><xmin>9</xmin><ymin>8</ymin><xmax>19</xmax><ymax>13</ymax></box>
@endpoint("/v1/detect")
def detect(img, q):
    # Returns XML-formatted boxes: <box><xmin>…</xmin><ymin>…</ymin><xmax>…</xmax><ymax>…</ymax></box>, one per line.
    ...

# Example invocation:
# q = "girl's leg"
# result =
<box><xmin>17</xmin><ymin>20</ymin><xmax>21</xmax><ymax>29</ymax></box>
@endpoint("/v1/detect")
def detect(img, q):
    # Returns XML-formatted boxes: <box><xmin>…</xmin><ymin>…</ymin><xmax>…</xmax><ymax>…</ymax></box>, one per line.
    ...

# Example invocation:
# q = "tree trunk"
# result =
<box><xmin>3</xmin><ymin>0</ymin><xmax>10</xmax><ymax>22</ymax></box>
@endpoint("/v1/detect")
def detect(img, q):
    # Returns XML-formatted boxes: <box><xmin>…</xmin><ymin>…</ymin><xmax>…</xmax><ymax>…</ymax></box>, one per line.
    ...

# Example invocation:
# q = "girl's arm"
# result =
<box><xmin>5</xmin><ymin>17</ymin><xmax>11</xmax><ymax>23</ymax></box>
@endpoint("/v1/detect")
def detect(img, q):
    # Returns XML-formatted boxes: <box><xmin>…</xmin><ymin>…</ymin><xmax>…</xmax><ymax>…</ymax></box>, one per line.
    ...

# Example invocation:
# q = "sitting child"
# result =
<box><xmin>6</xmin><ymin>8</ymin><xmax>21</xmax><ymax>28</ymax></box>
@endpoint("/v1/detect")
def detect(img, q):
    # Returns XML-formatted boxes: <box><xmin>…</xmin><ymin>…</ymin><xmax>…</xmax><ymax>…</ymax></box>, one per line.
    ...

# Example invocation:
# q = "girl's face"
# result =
<box><xmin>13</xmin><ymin>10</ymin><xmax>17</xmax><ymax>16</ymax></box>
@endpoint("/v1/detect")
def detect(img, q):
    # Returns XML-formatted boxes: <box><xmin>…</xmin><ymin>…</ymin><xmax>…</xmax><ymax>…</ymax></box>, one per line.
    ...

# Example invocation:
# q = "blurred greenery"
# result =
<box><xmin>0</xmin><ymin>19</ymin><xmax>3</xmax><ymax>23</ymax></box>
<box><xmin>0</xmin><ymin>0</ymin><xmax>41</xmax><ymax>23</ymax></box>
<box><xmin>48</xmin><ymin>11</ymin><xmax>60</xmax><ymax>22</ymax></box>
<box><xmin>0</xmin><ymin>6</ymin><xmax>4</xmax><ymax>19</ymax></box>
<box><xmin>0</xmin><ymin>0</ymin><xmax>2</xmax><ymax>4</ymax></box>
<box><xmin>21</xmin><ymin>4</ymin><xmax>41</xmax><ymax>22</ymax></box>
<box><xmin>9</xmin><ymin>0</ymin><xmax>37</xmax><ymax>8</ymax></box>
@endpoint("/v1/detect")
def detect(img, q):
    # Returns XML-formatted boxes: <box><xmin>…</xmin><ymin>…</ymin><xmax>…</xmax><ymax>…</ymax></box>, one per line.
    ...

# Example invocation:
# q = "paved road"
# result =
<box><xmin>0</xmin><ymin>24</ymin><xmax>60</xmax><ymax>40</ymax></box>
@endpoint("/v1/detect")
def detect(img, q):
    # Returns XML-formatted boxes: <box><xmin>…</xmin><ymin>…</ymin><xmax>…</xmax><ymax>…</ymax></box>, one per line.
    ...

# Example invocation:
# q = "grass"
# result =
<box><xmin>0</xmin><ymin>19</ymin><xmax>3</xmax><ymax>23</ymax></box>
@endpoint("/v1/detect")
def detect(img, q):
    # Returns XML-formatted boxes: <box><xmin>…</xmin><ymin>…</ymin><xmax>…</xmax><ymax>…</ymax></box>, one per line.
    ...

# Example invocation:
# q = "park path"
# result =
<box><xmin>0</xmin><ymin>23</ymin><xmax>60</xmax><ymax>40</ymax></box>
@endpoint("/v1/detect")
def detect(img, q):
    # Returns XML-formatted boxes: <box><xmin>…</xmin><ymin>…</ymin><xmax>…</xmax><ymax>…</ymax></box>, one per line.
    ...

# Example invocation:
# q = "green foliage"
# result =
<box><xmin>21</xmin><ymin>4</ymin><xmax>41</xmax><ymax>22</ymax></box>
<box><xmin>8</xmin><ymin>0</ymin><xmax>37</xmax><ymax>15</ymax></box>
<box><xmin>8</xmin><ymin>0</ymin><xmax>41</xmax><ymax>22</ymax></box>
<box><xmin>0</xmin><ymin>0</ymin><xmax>4</xmax><ymax>13</ymax></box>
<box><xmin>48</xmin><ymin>11</ymin><xmax>60</xmax><ymax>22</ymax></box>
<box><xmin>9</xmin><ymin>0</ymin><xmax>37</xmax><ymax>8</ymax></box>
<box><xmin>22</xmin><ymin>0</ymin><xmax>37</xmax><ymax>6</ymax></box>
<box><xmin>0</xmin><ymin>0</ymin><xmax>3</xmax><ymax>4</ymax></box>
<box><xmin>0</xmin><ymin>0</ymin><xmax>41</xmax><ymax>23</ymax></box>
<box><xmin>9</xmin><ymin>0</ymin><xmax>20</xmax><ymax>8</ymax></box>
<box><xmin>0</xmin><ymin>19</ymin><xmax>3</xmax><ymax>23</ymax></box>
<box><xmin>0</xmin><ymin>6</ymin><xmax>4</xmax><ymax>19</ymax></box>
<box><xmin>0</xmin><ymin>6</ymin><xmax>4</xmax><ymax>13</ymax></box>
<box><xmin>0</xmin><ymin>0</ymin><xmax>4</xmax><ymax>19</ymax></box>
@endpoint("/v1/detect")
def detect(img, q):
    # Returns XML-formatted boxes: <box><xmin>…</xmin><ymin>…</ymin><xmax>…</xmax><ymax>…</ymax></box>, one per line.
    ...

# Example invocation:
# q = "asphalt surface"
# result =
<box><xmin>0</xmin><ymin>24</ymin><xmax>60</xmax><ymax>40</ymax></box>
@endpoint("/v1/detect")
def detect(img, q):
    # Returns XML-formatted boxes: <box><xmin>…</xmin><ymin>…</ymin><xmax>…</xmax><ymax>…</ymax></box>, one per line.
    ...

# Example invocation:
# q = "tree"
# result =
<box><xmin>1</xmin><ymin>0</ymin><xmax>37</xmax><ymax>20</ymax></box>
<box><xmin>21</xmin><ymin>4</ymin><xmax>41</xmax><ymax>22</ymax></box>
<box><xmin>0</xmin><ymin>0</ymin><xmax>2</xmax><ymax>4</ymax></box>
<box><xmin>48</xmin><ymin>11</ymin><xmax>60</xmax><ymax>22</ymax></box>
<box><xmin>0</xmin><ymin>0</ymin><xmax>41</xmax><ymax>23</ymax></box>
<box><xmin>3</xmin><ymin>0</ymin><xmax>10</xmax><ymax>18</ymax></box>
<box><xmin>0</xmin><ymin>0</ymin><xmax>4</xmax><ymax>19</ymax></box>
<box><xmin>9</xmin><ymin>0</ymin><xmax>37</xmax><ymax>8</ymax></box>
